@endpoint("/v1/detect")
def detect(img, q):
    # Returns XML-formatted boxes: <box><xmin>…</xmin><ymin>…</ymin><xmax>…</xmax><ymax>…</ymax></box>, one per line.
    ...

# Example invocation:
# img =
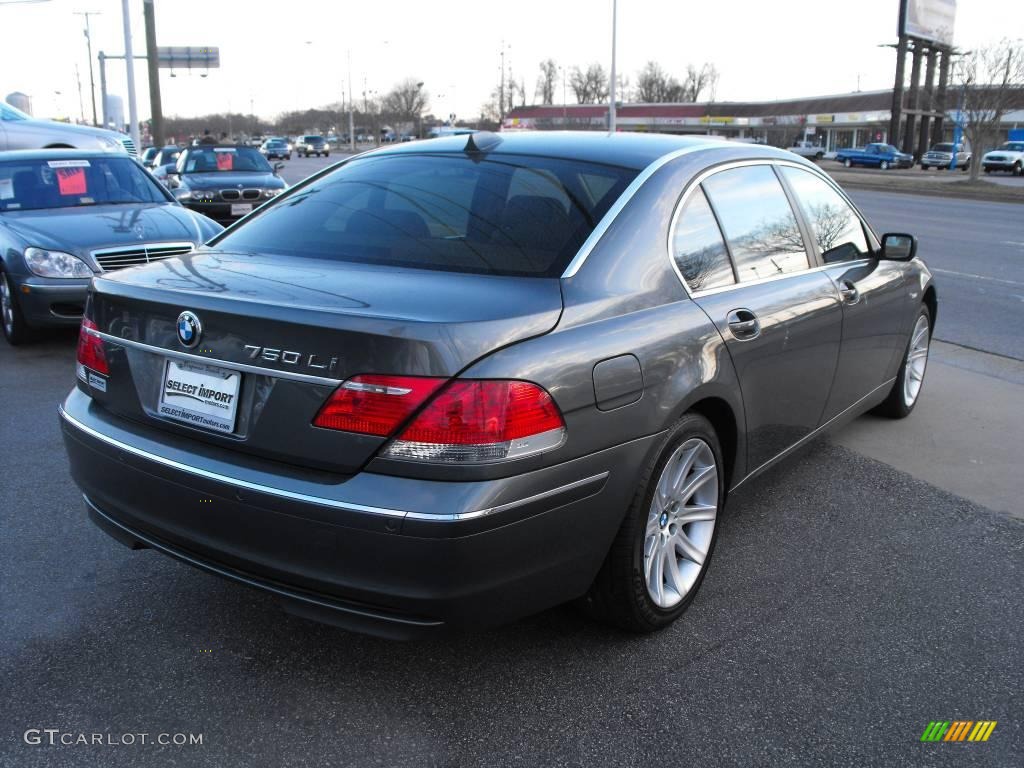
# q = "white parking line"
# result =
<box><xmin>931</xmin><ymin>268</ymin><xmax>1024</xmax><ymax>287</ymax></box>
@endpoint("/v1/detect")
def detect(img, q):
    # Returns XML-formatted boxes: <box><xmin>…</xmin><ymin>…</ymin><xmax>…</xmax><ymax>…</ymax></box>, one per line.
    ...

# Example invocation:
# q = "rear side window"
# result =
<box><xmin>671</xmin><ymin>187</ymin><xmax>735</xmax><ymax>292</ymax></box>
<box><xmin>214</xmin><ymin>153</ymin><xmax>636</xmax><ymax>277</ymax></box>
<box><xmin>780</xmin><ymin>167</ymin><xmax>870</xmax><ymax>264</ymax></box>
<box><xmin>702</xmin><ymin>165</ymin><xmax>809</xmax><ymax>282</ymax></box>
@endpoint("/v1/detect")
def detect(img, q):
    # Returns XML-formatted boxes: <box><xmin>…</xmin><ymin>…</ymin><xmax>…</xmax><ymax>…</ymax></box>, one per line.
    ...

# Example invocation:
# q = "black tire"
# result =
<box><xmin>287</xmin><ymin>154</ymin><xmax>291</xmax><ymax>160</ymax></box>
<box><xmin>0</xmin><ymin>268</ymin><xmax>34</xmax><ymax>346</ymax></box>
<box><xmin>583</xmin><ymin>412</ymin><xmax>725</xmax><ymax>633</ymax></box>
<box><xmin>324</xmin><ymin>152</ymin><xmax>330</xmax><ymax>157</ymax></box>
<box><xmin>814</xmin><ymin>152</ymin><xmax>824</xmax><ymax>160</ymax></box>
<box><xmin>843</xmin><ymin>159</ymin><xmax>852</xmax><ymax>168</ymax></box>
<box><xmin>874</xmin><ymin>304</ymin><xmax>931</xmax><ymax>419</ymax></box>
<box><xmin>920</xmin><ymin>165</ymin><xmax>929</xmax><ymax>171</ymax></box>
<box><xmin>984</xmin><ymin>168</ymin><xmax>992</xmax><ymax>174</ymax></box>
<box><xmin>1015</xmin><ymin>163</ymin><xmax>1023</xmax><ymax>177</ymax></box>
<box><xmin>879</xmin><ymin>160</ymin><xmax>890</xmax><ymax>170</ymax></box>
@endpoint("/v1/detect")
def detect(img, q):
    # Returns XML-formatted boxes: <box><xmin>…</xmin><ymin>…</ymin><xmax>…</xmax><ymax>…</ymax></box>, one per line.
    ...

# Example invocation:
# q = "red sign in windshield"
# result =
<box><xmin>56</xmin><ymin>167</ymin><xmax>87</xmax><ymax>196</ymax></box>
<box><xmin>216</xmin><ymin>152</ymin><xmax>234</xmax><ymax>171</ymax></box>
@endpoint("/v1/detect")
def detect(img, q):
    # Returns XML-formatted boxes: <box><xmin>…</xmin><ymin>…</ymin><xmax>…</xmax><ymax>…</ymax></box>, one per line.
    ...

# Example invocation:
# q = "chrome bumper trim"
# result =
<box><xmin>60</xmin><ymin>405</ymin><xmax>608</xmax><ymax>524</ymax></box>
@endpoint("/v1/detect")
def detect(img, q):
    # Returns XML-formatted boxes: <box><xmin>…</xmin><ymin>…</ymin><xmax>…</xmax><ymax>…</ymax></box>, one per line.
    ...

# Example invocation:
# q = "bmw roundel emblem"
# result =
<box><xmin>176</xmin><ymin>311</ymin><xmax>202</xmax><ymax>348</ymax></box>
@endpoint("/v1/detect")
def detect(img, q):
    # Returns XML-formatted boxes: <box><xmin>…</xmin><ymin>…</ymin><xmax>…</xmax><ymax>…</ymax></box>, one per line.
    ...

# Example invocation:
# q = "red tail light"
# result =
<box><xmin>76</xmin><ymin>318</ymin><xmax>109</xmax><ymax>376</ymax></box>
<box><xmin>313</xmin><ymin>375</ymin><xmax>446</xmax><ymax>436</ymax></box>
<box><xmin>314</xmin><ymin>376</ymin><xmax>566</xmax><ymax>464</ymax></box>
<box><xmin>385</xmin><ymin>380</ymin><xmax>566</xmax><ymax>464</ymax></box>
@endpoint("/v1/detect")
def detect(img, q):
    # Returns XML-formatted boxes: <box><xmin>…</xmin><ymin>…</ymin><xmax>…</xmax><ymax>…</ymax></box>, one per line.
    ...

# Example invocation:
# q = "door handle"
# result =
<box><xmin>727</xmin><ymin>308</ymin><xmax>760</xmax><ymax>340</ymax></box>
<box><xmin>839</xmin><ymin>280</ymin><xmax>860</xmax><ymax>305</ymax></box>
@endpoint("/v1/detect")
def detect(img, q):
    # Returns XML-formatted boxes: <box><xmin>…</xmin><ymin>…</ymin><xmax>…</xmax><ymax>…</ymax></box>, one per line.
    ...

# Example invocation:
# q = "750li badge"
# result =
<box><xmin>243</xmin><ymin>345</ymin><xmax>339</xmax><ymax>373</ymax></box>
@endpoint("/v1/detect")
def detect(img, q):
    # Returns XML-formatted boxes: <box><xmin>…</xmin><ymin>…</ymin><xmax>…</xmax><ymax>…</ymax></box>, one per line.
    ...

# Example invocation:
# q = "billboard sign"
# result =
<box><xmin>900</xmin><ymin>0</ymin><xmax>957</xmax><ymax>47</ymax></box>
<box><xmin>157</xmin><ymin>46</ymin><xmax>220</xmax><ymax>70</ymax></box>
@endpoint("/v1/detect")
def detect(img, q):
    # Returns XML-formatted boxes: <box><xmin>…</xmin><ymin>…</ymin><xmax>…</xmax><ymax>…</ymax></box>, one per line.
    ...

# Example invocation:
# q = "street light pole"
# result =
<box><xmin>74</xmin><ymin>11</ymin><xmax>101</xmax><ymax>126</ymax></box>
<box><xmin>120</xmin><ymin>0</ymin><xmax>140</xmax><ymax>149</ymax></box>
<box><xmin>608</xmin><ymin>0</ymin><xmax>617</xmax><ymax>134</ymax></box>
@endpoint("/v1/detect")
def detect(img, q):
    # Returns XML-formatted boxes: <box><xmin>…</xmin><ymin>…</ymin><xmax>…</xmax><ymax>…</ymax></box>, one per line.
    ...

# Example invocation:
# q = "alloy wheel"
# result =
<box><xmin>644</xmin><ymin>438</ymin><xmax>719</xmax><ymax>609</ymax></box>
<box><xmin>902</xmin><ymin>314</ymin><xmax>930</xmax><ymax>407</ymax></box>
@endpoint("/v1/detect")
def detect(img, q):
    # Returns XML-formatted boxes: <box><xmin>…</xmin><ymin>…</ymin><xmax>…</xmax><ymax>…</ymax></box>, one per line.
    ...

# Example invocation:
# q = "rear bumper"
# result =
<box><xmin>60</xmin><ymin>388</ymin><xmax>658</xmax><ymax>638</ymax></box>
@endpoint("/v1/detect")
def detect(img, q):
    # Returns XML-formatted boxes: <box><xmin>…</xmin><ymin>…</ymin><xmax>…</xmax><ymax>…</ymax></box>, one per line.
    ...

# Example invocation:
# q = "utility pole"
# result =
<box><xmin>99</xmin><ymin>52</ymin><xmax>108</xmax><ymax>127</ymax></box>
<box><xmin>120</xmin><ymin>0</ymin><xmax>140</xmax><ymax>150</ymax></box>
<box><xmin>74</xmin><ymin>11</ymin><xmax>101</xmax><ymax>126</ymax></box>
<box><xmin>75</xmin><ymin>64</ymin><xmax>86</xmax><ymax>123</ymax></box>
<box><xmin>499</xmin><ymin>41</ymin><xmax>506</xmax><ymax>124</ymax></box>
<box><xmin>347</xmin><ymin>49</ymin><xmax>355</xmax><ymax>153</ymax></box>
<box><xmin>143</xmin><ymin>0</ymin><xmax>164</xmax><ymax>147</ymax></box>
<box><xmin>609</xmin><ymin>0</ymin><xmax>617</xmax><ymax>134</ymax></box>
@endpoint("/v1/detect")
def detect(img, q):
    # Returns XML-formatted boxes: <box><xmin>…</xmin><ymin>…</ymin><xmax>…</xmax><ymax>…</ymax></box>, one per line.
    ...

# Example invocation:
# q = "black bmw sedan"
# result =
<box><xmin>61</xmin><ymin>132</ymin><xmax>935</xmax><ymax>638</ymax></box>
<box><xmin>168</xmin><ymin>145</ymin><xmax>288</xmax><ymax>224</ymax></box>
<box><xmin>0</xmin><ymin>150</ymin><xmax>223</xmax><ymax>345</ymax></box>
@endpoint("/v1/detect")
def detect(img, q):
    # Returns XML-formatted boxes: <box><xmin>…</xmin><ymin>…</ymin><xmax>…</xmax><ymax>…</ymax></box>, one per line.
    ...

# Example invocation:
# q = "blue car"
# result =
<box><xmin>835</xmin><ymin>143</ymin><xmax>913</xmax><ymax>170</ymax></box>
<box><xmin>0</xmin><ymin>149</ymin><xmax>223</xmax><ymax>344</ymax></box>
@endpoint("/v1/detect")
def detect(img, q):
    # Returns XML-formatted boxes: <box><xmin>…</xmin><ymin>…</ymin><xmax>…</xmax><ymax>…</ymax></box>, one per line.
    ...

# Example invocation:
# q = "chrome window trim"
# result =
<box><xmin>93</xmin><ymin>331</ymin><xmax>343</xmax><ymax>387</ymax></box>
<box><xmin>666</xmin><ymin>158</ymin><xmax>879</xmax><ymax>299</ymax></box>
<box><xmin>60</xmin><ymin>405</ymin><xmax>607</xmax><ymax>524</ymax></box>
<box><xmin>560</xmin><ymin>144</ymin><xmax>717</xmax><ymax>279</ymax></box>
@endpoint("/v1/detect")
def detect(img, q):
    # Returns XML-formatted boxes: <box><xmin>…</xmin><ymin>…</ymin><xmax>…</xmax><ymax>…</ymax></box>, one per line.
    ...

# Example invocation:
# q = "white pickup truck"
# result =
<box><xmin>788</xmin><ymin>140</ymin><xmax>828</xmax><ymax>160</ymax></box>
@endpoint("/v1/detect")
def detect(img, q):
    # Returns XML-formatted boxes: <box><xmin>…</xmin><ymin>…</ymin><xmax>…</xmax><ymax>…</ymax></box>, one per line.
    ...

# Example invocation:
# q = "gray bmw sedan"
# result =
<box><xmin>60</xmin><ymin>132</ymin><xmax>935</xmax><ymax>638</ymax></box>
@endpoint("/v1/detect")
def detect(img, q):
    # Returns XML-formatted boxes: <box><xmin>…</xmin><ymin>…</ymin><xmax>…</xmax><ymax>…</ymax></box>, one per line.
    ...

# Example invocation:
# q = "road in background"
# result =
<box><xmin>850</xmin><ymin>190</ymin><xmax>1024</xmax><ymax>361</ymax></box>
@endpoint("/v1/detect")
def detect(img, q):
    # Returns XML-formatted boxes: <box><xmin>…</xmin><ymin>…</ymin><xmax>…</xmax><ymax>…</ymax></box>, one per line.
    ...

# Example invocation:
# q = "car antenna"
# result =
<box><xmin>464</xmin><ymin>131</ymin><xmax>502</xmax><ymax>154</ymax></box>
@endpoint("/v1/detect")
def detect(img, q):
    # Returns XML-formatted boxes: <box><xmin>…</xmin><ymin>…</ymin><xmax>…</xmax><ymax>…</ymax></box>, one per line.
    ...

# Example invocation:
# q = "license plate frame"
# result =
<box><xmin>231</xmin><ymin>202</ymin><xmax>253</xmax><ymax>217</ymax></box>
<box><xmin>158</xmin><ymin>359</ymin><xmax>241</xmax><ymax>435</ymax></box>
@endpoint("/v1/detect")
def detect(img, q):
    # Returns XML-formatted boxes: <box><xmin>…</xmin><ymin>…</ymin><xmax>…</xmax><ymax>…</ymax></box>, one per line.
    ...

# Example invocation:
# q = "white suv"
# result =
<box><xmin>981</xmin><ymin>141</ymin><xmax>1024</xmax><ymax>176</ymax></box>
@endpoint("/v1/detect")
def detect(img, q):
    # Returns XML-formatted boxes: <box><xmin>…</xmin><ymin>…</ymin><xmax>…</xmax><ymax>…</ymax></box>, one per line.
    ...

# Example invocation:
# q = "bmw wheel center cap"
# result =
<box><xmin>176</xmin><ymin>311</ymin><xmax>202</xmax><ymax>348</ymax></box>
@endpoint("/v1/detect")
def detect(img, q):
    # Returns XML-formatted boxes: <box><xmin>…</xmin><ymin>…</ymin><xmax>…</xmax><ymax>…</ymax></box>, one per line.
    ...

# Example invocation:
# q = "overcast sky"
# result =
<box><xmin>0</xmin><ymin>0</ymin><xmax>1013</xmax><ymax>123</ymax></box>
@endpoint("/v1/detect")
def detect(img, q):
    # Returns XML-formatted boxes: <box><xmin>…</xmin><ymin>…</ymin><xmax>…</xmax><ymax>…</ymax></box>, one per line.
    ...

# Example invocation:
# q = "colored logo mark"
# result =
<box><xmin>920</xmin><ymin>721</ymin><xmax>997</xmax><ymax>742</ymax></box>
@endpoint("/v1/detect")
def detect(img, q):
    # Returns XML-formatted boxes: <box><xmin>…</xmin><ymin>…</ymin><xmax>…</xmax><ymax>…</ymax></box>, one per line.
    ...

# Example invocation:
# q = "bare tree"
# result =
<box><xmin>382</xmin><ymin>78</ymin><xmax>429</xmax><ymax>132</ymax></box>
<box><xmin>636</xmin><ymin>61</ymin><xmax>681</xmax><ymax>102</ymax></box>
<box><xmin>537</xmin><ymin>59</ymin><xmax>558</xmax><ymax>105</ymax></box>
<box><xmin>569</xmin><ymin>63</ymin><xmax>609</xmax><ymax>104</ymax></box>
<box><xmin>953</xmin><ymin>39</ymin><xmax>1024</xmax><ymax>181</ymax></box>
<box><xmin>681</xmin><ymin>63</ymin><xmax>720</xmax><ymax>102</ymax></box>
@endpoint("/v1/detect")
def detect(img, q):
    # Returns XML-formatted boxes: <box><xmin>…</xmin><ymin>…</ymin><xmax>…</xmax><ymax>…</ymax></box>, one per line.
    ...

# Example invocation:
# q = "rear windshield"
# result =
<box><xmin>213</xmin><ymin>153</ymin><xmax>637</xmax><ymax>277</ymax></box>
<box><xmin>0</xmin><ymin>157</ymin><xmax>167</xmax><ymax>211</ymax></box>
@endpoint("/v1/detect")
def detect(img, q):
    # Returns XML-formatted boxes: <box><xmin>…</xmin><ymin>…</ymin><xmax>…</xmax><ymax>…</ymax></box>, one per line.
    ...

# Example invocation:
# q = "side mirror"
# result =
<box><xmin>880</xmin><ymin>233</ymin><xmax>917</xmax><ymax>261</ymax></box>
<box><xmin>273</xmin><ymin>162</ymin><xmax>284</xmax><ymax>174</ymax></box>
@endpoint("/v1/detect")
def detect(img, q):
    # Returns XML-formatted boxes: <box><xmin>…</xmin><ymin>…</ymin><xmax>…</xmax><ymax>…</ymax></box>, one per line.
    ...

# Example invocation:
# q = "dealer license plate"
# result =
<box><xmin>231</xmin><ymin>203</ymin><xmax>253</xmax><ymax>217</ymax></box>
<box><xmin>159</xmin><ymin>359</ymin><xmax>241</xmax><ymax>434</ymax></box>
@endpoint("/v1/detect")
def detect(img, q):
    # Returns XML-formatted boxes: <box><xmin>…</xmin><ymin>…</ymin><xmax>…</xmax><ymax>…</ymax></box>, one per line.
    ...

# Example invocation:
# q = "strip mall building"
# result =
<box><xmin>502</xmin><ymin>89</ymin><xmax>1024</xmax><ymax>152</ymax></box>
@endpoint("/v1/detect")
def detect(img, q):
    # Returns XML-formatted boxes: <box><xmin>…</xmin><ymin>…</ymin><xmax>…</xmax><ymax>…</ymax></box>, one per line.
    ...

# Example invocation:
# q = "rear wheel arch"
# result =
<box><xmin>922</xmin><ymin>285</ymin><xmax>937</xmax><ymax>333</ymax></box>
<box><xmin>682</xmin><ymin>396</ymin><xmax>739</xmax><ymax>492</ymax></box>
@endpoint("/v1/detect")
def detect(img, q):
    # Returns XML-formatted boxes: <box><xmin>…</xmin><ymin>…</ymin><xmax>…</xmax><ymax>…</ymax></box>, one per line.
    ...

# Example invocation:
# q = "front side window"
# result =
<box><xmin>702</xmin><ymin>165</ymin><xmax>809</xmax><ymax>282</ymax></box>
<box><xmin>780</xmin><ymin>167</ymin><xmax>870</xmax><ymax>264</ymax></box>
<box><xmin>671</xmin><ymin>187</ymin><xmax>735</xmax><ymax>292</ymax></box>
<box><xmin>213</xmin><ymin>153</ymin><xmax>636</xmax><ymax>277</ymax></box>
<box><xmin>0</xmin><ymin>157</ymin><xmax>167</xmax><ymax>211</ymax></box>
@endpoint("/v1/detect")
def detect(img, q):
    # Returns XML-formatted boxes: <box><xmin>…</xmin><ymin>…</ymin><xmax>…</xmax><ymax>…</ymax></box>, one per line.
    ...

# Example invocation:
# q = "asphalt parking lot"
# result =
<box><xmin>2</xmin><ymin>157</ymin><xmax>1022</xmax><ymax>767</ymax></box>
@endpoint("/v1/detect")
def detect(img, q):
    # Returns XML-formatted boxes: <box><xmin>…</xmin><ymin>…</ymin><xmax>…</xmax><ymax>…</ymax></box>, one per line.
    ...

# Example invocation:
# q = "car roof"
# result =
<box><xmin>0</xmin><ymin>148</ymin><xmax>127</xmax><ymax>162</ymax></box>
<box><xmin>365</xmin><ymin>131</ymin><xmax>781</xmax><ymax>170</ymax></box>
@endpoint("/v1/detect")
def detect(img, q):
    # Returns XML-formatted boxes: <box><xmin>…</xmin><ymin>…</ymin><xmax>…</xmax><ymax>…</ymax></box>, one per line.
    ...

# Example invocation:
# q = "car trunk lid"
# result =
<box><xmin>84</xmin><ymin>250</ymin><xmax>563</xmax><ymax>474</ymax></box>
